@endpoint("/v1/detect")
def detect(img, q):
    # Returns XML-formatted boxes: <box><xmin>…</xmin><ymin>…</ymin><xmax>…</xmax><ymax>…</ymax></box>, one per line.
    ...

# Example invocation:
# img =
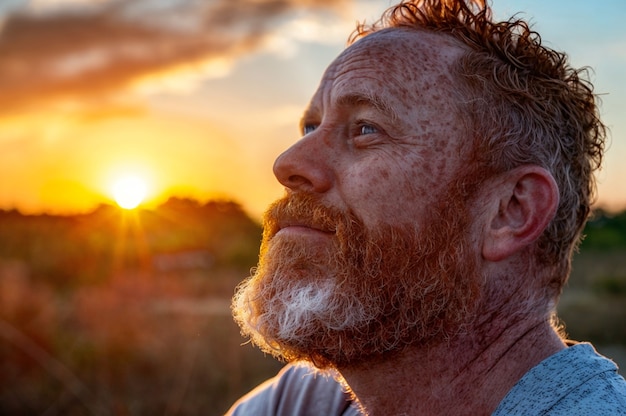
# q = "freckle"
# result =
<box><xmin>379</xmin><ymin>169</ymin><xmax>390</xmax><ymax>180</ymax></box>
<box><xmin>434</xmin><ymin>140</ymin><xmax>445</xmax><ymax>152</ymax></box>
<box><xmin>418</xmin><ymin>147</ymin><xmax>434</xmax><ymax>160</ymax></box>
<box><xmin>436</xmin><ymin>75</ymin><xmax>448</xmax><ymax>84</ymax></box>
<box><xmin>417</xmin><ymin>159</ymin><xmax>433</xmax><ymax>175</ymax></box>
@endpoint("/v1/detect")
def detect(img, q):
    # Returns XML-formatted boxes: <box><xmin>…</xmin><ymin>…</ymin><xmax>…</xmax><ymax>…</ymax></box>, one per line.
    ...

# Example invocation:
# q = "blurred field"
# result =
<box><xmin>558</xmin><ymin>209</ymin><xmax>626</xmax><ymax>371</ymax></box>
<box><xmin>0</xmin><ymin>266</ymin><xmax>283</xmax><ymax>415</ymax></box>
<box><xmin>0</xmin><ymin>203</ymin><xmax>624</xmax><ymax>414</ymax></box>
<box><xmin>560</xmin><ymin>249</ymin><xmax>626</xmax><ymax>372</ymax></box>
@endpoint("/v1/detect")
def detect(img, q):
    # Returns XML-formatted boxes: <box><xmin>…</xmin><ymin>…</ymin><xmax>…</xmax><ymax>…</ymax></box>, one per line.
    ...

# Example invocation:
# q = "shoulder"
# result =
<box><xmin>226</xmin><ymin>362</ymin><xmax>359</xmax><ymax>416</ymax></box>
<box><xmin>494</xmin><ymin>342</ymin><xmax>626</xmax><ymax>415</ymax></box>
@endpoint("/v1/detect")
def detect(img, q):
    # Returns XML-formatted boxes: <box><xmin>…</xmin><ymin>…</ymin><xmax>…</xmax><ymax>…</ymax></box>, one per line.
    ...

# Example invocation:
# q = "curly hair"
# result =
<box><xmin>350</xmin><ymin>0</ymin><xmax>606</xmax><ymax>299</ymax></box>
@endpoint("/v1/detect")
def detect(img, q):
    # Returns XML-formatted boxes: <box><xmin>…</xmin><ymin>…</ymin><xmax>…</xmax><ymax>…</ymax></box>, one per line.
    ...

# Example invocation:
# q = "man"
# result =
<box><xmin>229</xmin><ymin>0</ymin><xmax>626</xmax><ymax>414</ymax></box>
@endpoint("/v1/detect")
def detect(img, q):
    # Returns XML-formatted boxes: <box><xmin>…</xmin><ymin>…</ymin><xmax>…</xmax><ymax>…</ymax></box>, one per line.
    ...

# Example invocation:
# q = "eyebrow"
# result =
<box><xmin>335</xmin><ymin>92</ymin><xmax>399</xmax><ymax>122</ymax></box>
<box><xmin>299</xmin><ymin>91</ymin><xmax>399</xmax><ymax>132</ymax></box>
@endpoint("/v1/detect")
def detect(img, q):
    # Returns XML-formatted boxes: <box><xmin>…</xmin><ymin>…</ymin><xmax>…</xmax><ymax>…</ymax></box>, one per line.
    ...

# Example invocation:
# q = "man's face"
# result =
<box><xmin>232</xmin><ymin>29</ymin><xmax>481</xmax><ymax>368</ymax></box>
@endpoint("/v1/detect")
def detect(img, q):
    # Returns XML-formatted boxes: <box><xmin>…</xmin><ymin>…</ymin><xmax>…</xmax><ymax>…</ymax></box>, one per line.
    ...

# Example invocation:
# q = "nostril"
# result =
<box><xmin>273</xmin><ymin>142</ymin><xmax>333</xmax><ymax>194</ymax></box>
<box><xmin>286</xmin><ymin>174</ymin><xmax>312</xmax><ymax>189</ymax></box>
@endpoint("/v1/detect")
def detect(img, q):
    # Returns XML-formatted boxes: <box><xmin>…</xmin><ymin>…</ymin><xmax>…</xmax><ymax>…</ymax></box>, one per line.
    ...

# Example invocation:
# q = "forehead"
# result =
<box><xmin>313</xmin><ymin>28</ymin><xmax>465</xmax><ymax>110</ymax></box>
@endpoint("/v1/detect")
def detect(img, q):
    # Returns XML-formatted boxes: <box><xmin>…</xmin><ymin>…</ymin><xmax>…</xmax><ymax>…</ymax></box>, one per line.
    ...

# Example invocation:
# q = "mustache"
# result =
<box><xmin>262</xmin><ymin>193</ymin><xmax>360</xmax><ymax>240</ymax></box>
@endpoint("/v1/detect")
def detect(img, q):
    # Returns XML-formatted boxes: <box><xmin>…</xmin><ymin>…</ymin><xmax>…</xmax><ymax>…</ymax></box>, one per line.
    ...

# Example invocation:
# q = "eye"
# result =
<box><xmin>303</xmin><ymin>124</ymin><xmax>318</xmax><ymax>135</ymax></box>
<box><xmin>359</xmin><ymin>124</ymin><xmax>378</xmax><ymax>135</ymax></box>
<box><xmin>352</xmin><ymin>121</ymin><xmax>384</xmax><ymax>148</ymax></box>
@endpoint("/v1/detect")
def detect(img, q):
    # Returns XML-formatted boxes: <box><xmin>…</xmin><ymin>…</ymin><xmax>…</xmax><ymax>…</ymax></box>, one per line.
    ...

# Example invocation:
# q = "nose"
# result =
<box><xmin>272</xmin><ymin>134</ymin><xmax>333</xmax><ymax>194</ymax></box>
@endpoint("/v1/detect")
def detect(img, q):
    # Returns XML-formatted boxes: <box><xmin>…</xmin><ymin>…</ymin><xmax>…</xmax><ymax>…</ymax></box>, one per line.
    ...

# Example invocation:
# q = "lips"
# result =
<box><xmin>275</xmin><ymin>217</ymin><xmax>336</xmax><ymax>237</ymax></box>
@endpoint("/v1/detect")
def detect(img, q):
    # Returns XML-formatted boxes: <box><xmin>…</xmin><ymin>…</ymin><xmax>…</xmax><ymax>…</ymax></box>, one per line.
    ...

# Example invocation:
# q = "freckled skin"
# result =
<box><xmin>273</xmin><ymin>29</ymin><xmax>469</xmax><ymax>227</ymax></box>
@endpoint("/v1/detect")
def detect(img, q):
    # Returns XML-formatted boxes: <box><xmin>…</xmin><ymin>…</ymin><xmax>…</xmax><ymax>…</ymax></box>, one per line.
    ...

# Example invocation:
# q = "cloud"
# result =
<box><xmin>0</xmin><ymin>0</ymin><xmax>352</xmax><ymax>114</ymax></box>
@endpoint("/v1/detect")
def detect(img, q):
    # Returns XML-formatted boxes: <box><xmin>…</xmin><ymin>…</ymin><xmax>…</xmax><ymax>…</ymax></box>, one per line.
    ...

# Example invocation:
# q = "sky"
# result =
<box><xmin>0</xmin><ymin>0</ymin><xmax>624</xmax><ymax>220</ymax></box>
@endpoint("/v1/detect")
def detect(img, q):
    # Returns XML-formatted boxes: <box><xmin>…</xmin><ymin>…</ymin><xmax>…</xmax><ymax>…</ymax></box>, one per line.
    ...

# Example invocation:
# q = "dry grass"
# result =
<box><xmin>0</xmin><ymin>264</ymin><xmax>283</xmax><ymax>415</ymax></box>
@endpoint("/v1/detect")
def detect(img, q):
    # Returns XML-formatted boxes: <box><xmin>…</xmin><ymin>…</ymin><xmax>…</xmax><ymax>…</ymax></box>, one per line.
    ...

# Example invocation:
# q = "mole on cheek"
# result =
<box><xmin>436</xmin><ymin>158</ymin><xmax>447</xmax><ymax>173</ymax></box>
<box><xmin>416</xmin><ymin>142</ymin><xmax>435</xmax><ymax>164</ymax></box>
<box><xmin>436</xmin><ymin>74</ymin><xmax>449</xmax><ymax>84</ymax></box>
<box><xmin>362</xmin><ymin>189</ymin><xmax>376</xmax><ymax>202</ymax></box>
<box><xmin>400</xmin><ymin>89</ymin><xmax>409</xmax><ymax>103</ymax></box>
<box><xmin>421</xmin><ymin>160</ymin><xmax>433</xmax><ymax>176</ymax></box>
<box><xmin>368</xmin><ymin>173</ymin><xmax>382</xmax><ymax>188</ymax></box>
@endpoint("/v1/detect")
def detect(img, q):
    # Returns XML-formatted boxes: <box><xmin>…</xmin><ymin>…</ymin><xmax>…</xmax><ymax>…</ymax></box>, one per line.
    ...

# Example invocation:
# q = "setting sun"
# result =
<box><xmin>112</xmin><ymin>175</ymin><xmax>148</xmax><ymax>209</ymax></box>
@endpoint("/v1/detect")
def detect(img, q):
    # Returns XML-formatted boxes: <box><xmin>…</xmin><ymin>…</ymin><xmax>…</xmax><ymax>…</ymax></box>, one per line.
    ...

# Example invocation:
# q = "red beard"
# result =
<box><xmin>232</xmin><ymin>188</ymin><xmax>480</xmax><ymax>369</ymax></box>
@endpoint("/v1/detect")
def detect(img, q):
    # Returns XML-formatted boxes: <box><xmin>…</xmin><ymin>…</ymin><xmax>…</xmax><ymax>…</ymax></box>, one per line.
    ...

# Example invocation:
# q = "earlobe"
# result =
<box><xmin>482</xmin><ymin>166</ymin><xmax>559</xmax><ymax>262</ymax></box>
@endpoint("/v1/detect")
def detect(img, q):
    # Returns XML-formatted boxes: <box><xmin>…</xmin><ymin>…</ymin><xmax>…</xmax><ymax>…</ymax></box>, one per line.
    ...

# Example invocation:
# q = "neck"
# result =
<box><xmin>337</xmin><ymin>314</ymin><xmax>565</xmax><ymax>416</ymax></box>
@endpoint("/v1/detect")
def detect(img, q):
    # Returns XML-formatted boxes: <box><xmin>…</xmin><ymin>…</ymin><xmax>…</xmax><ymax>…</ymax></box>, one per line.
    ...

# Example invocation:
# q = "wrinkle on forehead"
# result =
<box><xmin>329</xmin><ymin>28</ymin><xmax>465</xmax><ymax>81</ymax></box>
<box><xmin>311</xmin><ymin>28</ymin><xmax>468</xmax><ymax>118</ymax></box>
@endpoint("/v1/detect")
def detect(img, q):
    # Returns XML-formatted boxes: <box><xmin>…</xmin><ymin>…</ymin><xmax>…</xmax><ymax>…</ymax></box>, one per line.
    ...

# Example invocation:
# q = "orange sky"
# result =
<box><xmin>0</xmin><ymin>0</ymin><xmax>624</xmax><ymax>220</ymax></box>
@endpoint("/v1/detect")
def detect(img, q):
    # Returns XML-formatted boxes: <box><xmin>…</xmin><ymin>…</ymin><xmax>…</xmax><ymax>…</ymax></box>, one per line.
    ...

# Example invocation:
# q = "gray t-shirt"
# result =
<box><xmin>227</xmin><ymin>343</ymin><xmax>626</xmax><ymax>415</ymax></box>
<box><xmin>493</xmin><ymin>342</ymin><xmax>626</xmax><ymax>414</ymax></box>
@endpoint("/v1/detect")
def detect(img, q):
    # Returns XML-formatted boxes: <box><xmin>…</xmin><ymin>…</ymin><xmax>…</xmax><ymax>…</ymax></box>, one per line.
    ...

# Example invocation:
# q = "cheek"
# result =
<box><xmin>344</xmin><ymin>163</ymin><xmax>389</xmax><ymax>200</ymax></box>
<box><xmin>407</xmin><ymin>104</ymin><xmax>465</xmax><ymax>190</ymax></box>
<box><xmin>341</xmin><ymin>156</ymin><xmax>434</xmax><ymax>225</ymax></box>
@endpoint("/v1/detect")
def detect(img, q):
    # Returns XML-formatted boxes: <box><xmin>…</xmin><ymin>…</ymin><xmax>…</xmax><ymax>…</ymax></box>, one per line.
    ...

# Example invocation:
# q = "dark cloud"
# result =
<box><xmin>0</xmin><ymin>0</ymin><xmax>350</xmax><ymax>113</ymax></box>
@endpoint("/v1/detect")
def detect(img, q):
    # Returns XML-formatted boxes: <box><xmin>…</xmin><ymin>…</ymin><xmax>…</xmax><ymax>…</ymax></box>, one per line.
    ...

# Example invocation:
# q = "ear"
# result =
<box><xmin>482</xmin><ymin>166</ymin><xmax>559</xmax><ymax>262</ymax></box>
